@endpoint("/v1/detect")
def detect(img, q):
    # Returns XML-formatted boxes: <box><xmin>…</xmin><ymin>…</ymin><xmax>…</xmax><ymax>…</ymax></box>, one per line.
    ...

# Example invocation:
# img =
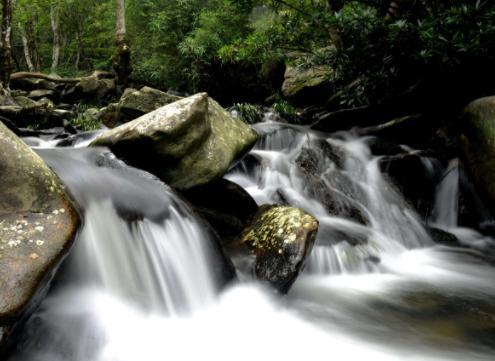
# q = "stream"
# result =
<box><xmin>8</xmin><ymin>117</ymin><xmax>495</xmax><ymax>361</ymax></box>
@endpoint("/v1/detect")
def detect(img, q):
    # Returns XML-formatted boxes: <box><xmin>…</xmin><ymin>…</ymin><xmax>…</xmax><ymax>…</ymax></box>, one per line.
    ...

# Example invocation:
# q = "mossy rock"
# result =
<box><xmin>282</xmin><ymin>65</ymin><xmax>332</xmax><ymax>107</ymax></box>
<box><xmin>240</xmin><ymin>205</ymin><xmax>318</xmax><ymax>293</ymax></box>
<box><xmin>0</xmin><ymin>121</ymin><xmax>80</xmax><ymax>350</ymax></box>
<box><xmin>119</xmin><ymin>86</ymin><xmax>182</xmax><ymax>122</ymax></box>
<box><xmin>460</xmin><ymin>96</ymin><xmax>495</xmax><ymax>204</ymax></box>
<box><xmin>91</xmin><ymin>93</ymin><xmax>259</xmax><ymax>189</ymax></box>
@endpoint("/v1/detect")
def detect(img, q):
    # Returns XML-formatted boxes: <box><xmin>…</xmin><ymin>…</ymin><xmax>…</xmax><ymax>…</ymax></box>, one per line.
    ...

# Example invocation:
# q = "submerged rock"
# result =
<box><xmin>239</xmin><ymin>205</ymin><xmax>318</xmax><ymax>293</ymax></box>
<box><xmin>91</xmin><ymin>93</ymin><xmax>259</xmax><ymax>189</ymax></box>
<box><xmin>0</xmin><ymin>121</ymin><xmax>80</xmax><ymax>351</ymax></box>
<box><xmin>460</xmin><ymin>96</ymin><xmax>495</xmax><ymax>204</ymax></box>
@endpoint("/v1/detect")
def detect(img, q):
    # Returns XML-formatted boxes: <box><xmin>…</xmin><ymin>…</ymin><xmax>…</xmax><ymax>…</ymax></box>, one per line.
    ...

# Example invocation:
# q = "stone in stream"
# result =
<box><xmin>0</xmin><ymin>121</ymin><xmax>80</xmax><ymax>352</ymax></box>
<box><xmin>460</xmin><ymin>96</ymin><xmax>495</xmax><ymax>205</ymax></box>
<box><xmin>294</xmin><ymin>146</ymin><xmax>369</xmax><ymax>227</ymax></box>
<box><xmin>181</xmin><ymin>178</ymin><xmax>259</xmax><ymax>241</ymax></box>
<box><xmin>239</xmin><ymin>205</ymin><xmax>318</xmax><ymax>293</ymax></box>
<box><xmin>91</xmin><ymin>93</ymin><xmax>259</xmax><ymax>190</ymax></box>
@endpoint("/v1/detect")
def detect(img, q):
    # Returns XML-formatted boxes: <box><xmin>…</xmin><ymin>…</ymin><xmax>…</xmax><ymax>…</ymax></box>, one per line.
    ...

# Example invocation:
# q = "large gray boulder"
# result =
<box><xmin>0</xmin><ymin>121</ymin><xmax>80</xmax><ymax>350</ymax></box>
<box><xmin>239</xmin><ymin>205</ymin><xmax>318</xmax><ymax>293</ymax></box>
<box><xmin>91</xmin><ymin>93</ymin><xmax>259</xmax><ymax>189</ymax></box>
<box><xmin>460</xmin><ymin>96</ymin><xmax>495</xmax><ymax>203</ymax></box>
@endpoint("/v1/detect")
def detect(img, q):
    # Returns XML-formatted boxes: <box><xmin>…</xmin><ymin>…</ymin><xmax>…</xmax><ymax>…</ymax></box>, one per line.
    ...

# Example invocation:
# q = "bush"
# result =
<box><xmin>232</xmin><ymin>103</ymin><xmax>264</xmax><ymax>124</ymax></box>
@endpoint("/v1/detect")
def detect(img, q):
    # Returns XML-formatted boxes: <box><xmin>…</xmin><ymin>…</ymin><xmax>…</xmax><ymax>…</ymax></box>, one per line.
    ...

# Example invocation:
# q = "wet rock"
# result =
<box><xmin>460</xmin><ymin>96</ymin><xmax>495</xmax><ymax>205</ymax></box>
<box><xmin>427</xmin><ymin>227</ymin><xmax>460</xmax><ymax>247</ymax></box>
<box><xmin>282</xmin><ymin>65</ymin><xmax>332</xmax><ymax>107</ymax></box>
<box><xmin>0</xmin><ymin>121</ymin><xmax>80</xmax><ymax>352</ymax></box>
<box><xmin>238</xmin><ymin>205</ymin><xmax>318</xmax><ymax>293</ymax></box>
<box><xmin>380</xmin><ymin>152</ymin><xmax>439</xmax><ymax>217</ymax></box>
<box><xmin>295</xmin><ymin>146</ymin><xmax>368</xmax><ymax>225</ymax></box>
<box><xmin>91</xmin><ymin>93</ymin><xmax>259</xmax><ymax>189</ymax></box>
<box><xmin>181</xmin><ymin>178</ymin><xmax>258</xmax><ymax>240</ymax></box>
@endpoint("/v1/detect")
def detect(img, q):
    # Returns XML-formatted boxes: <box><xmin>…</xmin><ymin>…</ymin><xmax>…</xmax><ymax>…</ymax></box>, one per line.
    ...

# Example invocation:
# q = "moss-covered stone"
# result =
<box><xmin>0</xmin><ymin>121</ymin><xmax>80</xmax><ymax>348</ymax></box>
<box><xmin>240</xmin><ymin>205</ymin><xmax>318</xmax><ymax>293</ymax></box>
<box><xmin>91</xmin><ymin>93</ymin><xmax>259</xmax><ymax>189</ymax></box>
<box><xmin>460</xmin><ymin>96</ymin><xmax>495</xmax><ymax>203</ymax></box>
<box><xmin>119</xmin><ymin>86</ymin><xmax>182</xmax><ymax>122</ymax></box>
<box><xmin>282</xmin><ymin>65</ymin><xmax>332</xmax><ymax>106</ymax></box>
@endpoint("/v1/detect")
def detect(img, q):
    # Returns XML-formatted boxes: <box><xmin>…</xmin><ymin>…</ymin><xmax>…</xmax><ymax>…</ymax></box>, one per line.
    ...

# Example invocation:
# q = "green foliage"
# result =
<box><xmin>273</xmin><ymin>98</ymin><xmax>299</xmax><ymax>123</ymax></box>
<box><xmin>9</xmin><ymin>0</ymin><xmax>495</xmax><ymax>109</ymax></box>
<box><xmin>69</xmin><ymin>103</ymin><xmax>102</xmax><ymax>131</ymax></box>
<box><xmin>232</xmin><ymin>103</ymin><xmax>263</xmax><ymax>124</ymax></box>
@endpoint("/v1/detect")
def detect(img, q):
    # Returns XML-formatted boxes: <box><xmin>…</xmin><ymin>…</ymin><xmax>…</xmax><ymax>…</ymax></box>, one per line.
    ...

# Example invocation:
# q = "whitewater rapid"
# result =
<box><xmin>9</xmin><ymin>118</ymin><xmax>495</xmax><ymax>361</ymax></box>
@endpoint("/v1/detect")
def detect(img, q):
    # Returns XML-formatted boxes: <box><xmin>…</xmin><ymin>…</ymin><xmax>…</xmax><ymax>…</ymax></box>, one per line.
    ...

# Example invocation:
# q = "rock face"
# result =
<box><xmin>460</xmin><ymin>96</ymin><xmax>495</xmax><ymax>203</ymax></box>
<box><xmin>240</xmin><ymin>205</ymin><xmax>318</xmax><ymax>293</ymax></box>
<box><xmin>91</xmin><ymin>93</ymin><xmax>259</xmax><ymax>189</ymax></box>
<box><xmin>282</xmin><ymin>65</ymin><xmax>332</xmax><ymax>107</ymax></box>
<box><xmin>0</xmin><ymin>121</ymin><xmax>80</xmax><ymax>350</ymax></box>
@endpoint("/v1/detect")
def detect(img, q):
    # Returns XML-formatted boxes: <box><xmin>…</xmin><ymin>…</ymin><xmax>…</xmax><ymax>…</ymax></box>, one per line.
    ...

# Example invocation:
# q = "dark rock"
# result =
<box><xmin>427</xmin><ymin>227</ymin><xmax>460</xmax><ymax>247</ymax></box>
<box><xmin>238</xmin><ymin>205</ymin><xmax>318</xmax><ymax>293</ymax></box>
<box><xmin>459</xmin><ymin>96</ymin><xmax>495</xmax><ymax>205</ymax></box>
<box><xmin>380</xmin><ymin>152</ymin><xmax>439</xmax><ymax>217</ymax></box>
<box><xmin>295</xmin><ymin>146</ymin><xmax>369</xmax><ymax>225</ymax></box>
<box><xmin>181</xmin><ymin>178</ymin><xmax>258</xmax><ymax>240</ymax></box>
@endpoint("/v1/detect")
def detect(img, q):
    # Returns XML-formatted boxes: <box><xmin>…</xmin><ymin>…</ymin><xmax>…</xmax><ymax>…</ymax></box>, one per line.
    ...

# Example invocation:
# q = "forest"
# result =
<box><xmin>1</xmin><ymin>1</ymin><xmax>495</xmax><ymax>361</ymax></box>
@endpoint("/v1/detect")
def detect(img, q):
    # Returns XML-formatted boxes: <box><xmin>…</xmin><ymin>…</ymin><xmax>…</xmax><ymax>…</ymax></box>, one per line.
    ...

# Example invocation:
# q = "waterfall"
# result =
<box><xmin>228</xmin><ymin>122</ymin><xmax>432</xmax><ymax>274</ymax></box>
<box><xmin>8</xmin><ymin>120</ymin><xmax>495</xmax><ymax>361</ymax></box>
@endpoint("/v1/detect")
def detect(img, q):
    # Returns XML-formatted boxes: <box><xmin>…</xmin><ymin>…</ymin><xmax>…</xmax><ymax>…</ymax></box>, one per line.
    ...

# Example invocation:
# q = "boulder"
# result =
<box><xmin>181</xmin><ymin>178</ymin><xmax>259</xmax><ymax>240</ymax></box>
<box><xmin>97</xmin><ymin>103</ymin><xmax>121</xmax><ymax>128</ymax></box>
<box><xmin>91</xmin><ymin>93</ymin><xmax>259</xmax><ymax>189</ymax></box>
<box><xmin>28</xmin><ymin>89</ymin><xmax>58</xmax><ymax>103</ymax></box>
<box><xmin>0</xmin><ymin>121</ymin><xmax>80</xmax><ymax>351</ymax></box>
<box><xmin>380</xmin><ymin>152</ymin><xmax>438</xmax><ymax>217</ymax></box>
<box><xmin>239</xmin><ymin>205</ymin><xmax>318</xmax><ymax>293</ymax></box>
<box><xmin>282</xmin><ymin>65</ymin><xmax>332</xmax><ymax>107</ymax></box>
<box><xmin>118</xmin><ymin>86</ymin><xmax>182</xmax><ymax>122</ymax></box>
<box><xmin>96</xmin><ymin>87</ymin><xmax>182</xmax><ymax>128</ymax></box>
<box><xmin>63</xmin><ymin>77</ymin><xmax>116</xmax><ymax>103</ymax></box>
<box><xmin>460</xmin><ymin>96</ymin><xmax>495</xmax><ymax>204</ymax></box>
<box><xmin>13</xmin><ymin>96</ymin><xmax>39</xmax><ymax>108</ymax></box>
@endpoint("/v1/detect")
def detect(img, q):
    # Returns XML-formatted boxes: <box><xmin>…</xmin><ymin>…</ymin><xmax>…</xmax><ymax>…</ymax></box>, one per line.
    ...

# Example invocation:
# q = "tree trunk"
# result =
<box><xmin>0</xmin><ymin>0</ymin><xmax>13</xmax><ymax>98</ymax></box>
<box><xmin>75</xmin><ymin>30</ymin><xmax>81</xmax><ymax>70</ymax></box>
<box><xmin>19</xmin><ymin>23</ymin><xmax>35</xmax><ymax>72</ymax></box>
<box><xmin>113</xmin><ymin>0</ymin><xmax>131</xmax><ymax>88</ymax></box>
<box><xmin>50</xmin><ymin>5</ymin><xmax>60</xmax><ymax>73</ymax></box>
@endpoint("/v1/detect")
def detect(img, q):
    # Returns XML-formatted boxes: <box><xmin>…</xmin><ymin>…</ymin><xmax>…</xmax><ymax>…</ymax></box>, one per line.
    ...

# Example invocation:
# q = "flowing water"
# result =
<box><xmin>8</xmin><ymin>117</ymin><xmax>495</xmax><ymax>361</ymax></box>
